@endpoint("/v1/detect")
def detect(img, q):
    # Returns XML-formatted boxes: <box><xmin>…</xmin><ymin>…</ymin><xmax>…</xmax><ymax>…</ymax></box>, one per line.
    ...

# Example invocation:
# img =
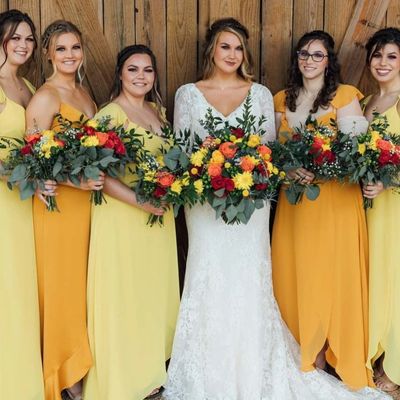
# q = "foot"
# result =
<box><xmin>145</xmin><ymin>387</ymin><xmax>164</xmax><ymax>399</ymax></box>
<box><xmin>375</xmin><ymin>373</ymin><xmax>399</xmax><ymax>392</ymax></box>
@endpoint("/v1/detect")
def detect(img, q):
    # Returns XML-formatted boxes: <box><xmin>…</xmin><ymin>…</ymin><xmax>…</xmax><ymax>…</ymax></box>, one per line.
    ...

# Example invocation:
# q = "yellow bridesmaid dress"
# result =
<box><xmin>84</xmin><ymin>103</ymin><xmax>180</xmax><ymax>400</ymax></box>
<box><xmin>272</xmin><ymin>85</ymin><xmax>374</xmax><ymax>389</ymax></box>
<box><xmin>0</xmin><ymin>80</ymin><xmax>44</xmax><ymax>399</ymax></box>
<box><xmin>33</xmin><ymin>103</ymin><xmax>93</xmax><ymax>400</ymax></box>
<box><xmin>365</xmin><ymin>95</ymin><xmax>400</xmax><ymax>385</ymax></box>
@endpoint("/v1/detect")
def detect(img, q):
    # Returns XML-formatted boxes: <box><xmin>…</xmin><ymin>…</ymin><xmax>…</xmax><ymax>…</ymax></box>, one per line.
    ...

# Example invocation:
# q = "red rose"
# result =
<box><xmin>21</xmin><ymin>144</ymin><xmax>32</xmax><ymax>155</ymax></box>
<box><xmin>391</xmin><ymin>152</ymin><xmax>400</xmax><ymax>165</ymax></box>
<box><xmin>292</xmin><ymin>133</ymin><xmax>301</xmax><ymax>141</ymax></box>
<box><xmin>115</xmin><ymin>142</ymin><xmax>126</xmax><ymax>155</ymax></box>
<box><xmin>224</xmin><ymin>178</ymin><xmax>235</xmax><ymax>192</ymax></box>
<box><xmin>153</xmin><ymin>186</ymin><xmax>167</xmax><ymax>198</ymax></box>
<box><xmin>211</xmin><ymin>176</ymin><xmax>225</xmax><ymax>190</ymax></box>
<box><xmin>324</xmin><ymin>150</ymin><xmax>335</xmax><ymax>163</ymax></box>
<box><xmin>378</xmin><ymin>150</ymin><xmax>391</xmax><ymax>166</ymax></box>
<box><xmin>84</xmin><ymin>126</ymin><xmax>96</xmax><ymax>136</ymax></box>
<box><xmin>257</xmin><ymin>163</ymin><xmax>267</xmax><ymax>176</ymax></box>
<box><xmin>231</xmin><ymin>127</ymin><xmax>245</xmax><ymax>138</ymax></box>
<box><xmin>255</xmin><ymin>183</ymin><xmax>268</xmax><ymax>190</ymax></box>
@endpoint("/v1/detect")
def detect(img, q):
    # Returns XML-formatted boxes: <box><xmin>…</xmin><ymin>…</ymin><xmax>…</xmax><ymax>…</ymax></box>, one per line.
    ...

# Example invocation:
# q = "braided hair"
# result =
<box><xmin>286</xmin><ymin>30</ymin><xmax>341</xmax><ymax>113</ymax></box>
<box><xmin>366</xmin><ymin>27</ymin><xmax>400</xmax><ymax>65</ymax></box>
<box><xmin>0</xmin><ymin>9</ymin><xmax>37</xmax><ymax>70</ymax></box>
<box><xmin>201</xmin><ymin>18</ymin><xmax>254</xmax><ymax>81</ymax></box>
<box><xmin>41</xmin><ymin>20</ymin><xmax>85</xmax><ymax>84</ymax></box>
<box><xmin>109</xmin><ymin>44</ymin><xmax>164</xmax><ymax>118</ymax></box>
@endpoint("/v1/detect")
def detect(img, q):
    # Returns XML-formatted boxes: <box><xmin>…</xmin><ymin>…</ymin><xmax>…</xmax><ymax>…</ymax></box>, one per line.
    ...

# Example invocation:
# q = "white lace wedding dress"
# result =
<box><xmin>164</xmin><ymin>83</ymin><xmax>388</xmax><ymax>400</ymax></box>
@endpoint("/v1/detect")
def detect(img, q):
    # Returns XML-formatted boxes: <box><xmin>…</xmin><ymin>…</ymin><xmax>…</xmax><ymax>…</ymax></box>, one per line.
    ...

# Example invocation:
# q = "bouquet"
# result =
<box><xmin>188</xmin><ymin>95</ymin><xmax>284</xmax><ymax>224</ymax></box>
<box><xmin>272</xmin><ymin>117</ymin><xmax>353</xmax><ymax>205</ymax></box>
<box><xmin>134</xmin><ymin>127</ymin><xmax>202</xmax><ymax>226</ymax></box>
<box><xmin>349</xmin><ymin>112</ymin><xmax>400</xmax><ymax>208</ymax></box>
<box><xmin>0</xmin><ymin>129</ymin><xmax>68</xmax><ymax>211</ymax></box>
<box><xmin>56</xmin><ymin>115</ymin><xmax>143</xmax><ymax>205</ymax></box>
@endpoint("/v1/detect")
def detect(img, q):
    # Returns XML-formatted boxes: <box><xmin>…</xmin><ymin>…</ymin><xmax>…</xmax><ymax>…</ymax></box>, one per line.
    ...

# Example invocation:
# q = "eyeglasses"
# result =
<box><xmin>297</xmin><ymin>50</ymin><xmax>328</xmax><ymax>62</ymax></box>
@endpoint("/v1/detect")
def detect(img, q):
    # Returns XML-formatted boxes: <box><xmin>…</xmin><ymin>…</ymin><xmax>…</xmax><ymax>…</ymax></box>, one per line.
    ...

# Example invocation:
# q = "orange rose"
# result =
<box><xmin>208</xmin><ymin>162</ymin><xmax>222</xmax><ymax>177</ymax></box>
<box><xmin>240</xmin><ymin>156</ymin><xmax>256</xmax><ymax>172</ymax></box>
<box><xmin>96</xmin><ymin>132</ymin><xmax>109</xmax><ymax>146</ymax></box>
<box><xmin>257</xmin><ymin>144</ymin><xmax>271</xmax><ymax>156</ymax></box>
<box><xmin>26</xmin><ymin>133</ymin><xmax>41</xmax><ymax>143</ymax></box>
<box><xmin>55</xmin><ymin>140</ymin><xmax>65</xmax><ymax>147</ymax></box>
<box><xmin>377</xmin><ymin>139</ymin><xmax>393</xmax><ymax>151</ymax></box>
<box><xmin>219</xmin><ymin>142</ymin><xmax>237</xmax><ymax>158</ymax></box>
<box><xmin>157</xmin><ymin>171</ymin><xmax>175</xmax><ymax>187</ymax></box>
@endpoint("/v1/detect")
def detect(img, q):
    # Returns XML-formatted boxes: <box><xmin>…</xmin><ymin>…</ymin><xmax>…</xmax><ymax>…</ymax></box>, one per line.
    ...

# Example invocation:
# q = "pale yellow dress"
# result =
<box><xmin>0</xmin><ymin>80</ymin><xmax>44</xmax><ymax>399</ymax></box>
<box><xmin>365</xmin><ymin>95</ymin><xmax>400</xmax><ymax>385</ymax></box>
<box><xmin>84</xmin><ymin>103</ymin><xmax>180</xmax><ymax>400</ymax></box>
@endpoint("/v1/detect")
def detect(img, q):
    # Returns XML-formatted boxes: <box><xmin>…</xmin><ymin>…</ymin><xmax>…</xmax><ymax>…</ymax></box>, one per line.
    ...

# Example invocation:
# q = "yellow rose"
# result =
<box><xmin>42</xmin><ymin>130</ymin><xmax>55</xmax><ymax>139</ymax></box>
<box><xmin>247</xmin><ymin>134</ymin><xmax>261</xmax><ymax>148</ymax></box>
<box><xmin>272</xmin><ymin>166</ymin><xmax>279</xmax><ymax>175</ymax></box>
<box><xmin>233</xmin><ymin>171</ymin><xmax>253</xmax><ymax>190</ymax></box>
<box><xmin>86</xmin><ymin>119</ymin><xmax>98</xmax><ymax>129</ymax></box>
<box><xmin>242</xmin><ymin>189</ymin><xmax>250</xmax><ymax>197</ymax></box>
<box><xmin>358</xmin><ymin>143</ymin><xmax>366</xmax><ymax>155</ymax></box>
<box><xmin>229</xmin><ymin>135</ymin><xmax>237</xmax><ymax>142</ymax></box>
<box><xmin>170</xmin><ymin>180</ymin><xmax>182</xmax><ymax>194</ymax></box>
<box><xmin>215</xmin><ymin>138</ymin><xmax>221</xmax><ymax>144</ymax></box>
<box><xmin>81</xmin><ymin>136</ymin><xmax>99</xmax><ymax>147</ymax></box>
<box><xmin>194</xmin><ymin>179</ymin><xmax>204</xmax><ymax>194</ymax></box>
<box><xmin>279</xmin><ymin>171</ymin><xmax>286</xmax><ymax>179</ymax></box>
<box><xmin>211</xmin><ymin>150</ymin><xmax>225</xmax><ymax>164</ymax></box>
<box><xmin>224</xmin><ymin>162</ymin><xmax>231</xmax><ymax>169</ymax></box>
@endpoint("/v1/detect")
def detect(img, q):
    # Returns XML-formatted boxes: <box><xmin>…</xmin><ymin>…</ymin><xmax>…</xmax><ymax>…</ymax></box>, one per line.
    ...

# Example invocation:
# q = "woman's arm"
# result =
<box><xmin>103</xmin><ymin>176</ymin><xmax>165</xmax><ymax>215</ymax></box>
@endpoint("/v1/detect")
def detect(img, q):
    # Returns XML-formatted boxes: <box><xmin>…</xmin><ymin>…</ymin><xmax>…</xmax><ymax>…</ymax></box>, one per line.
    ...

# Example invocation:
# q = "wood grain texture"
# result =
<box><xmin>136</xmin><ymin>0</ymin><xmax>167</xmax><ymax>100</ymax></box>
<box><xmin>261</xmin><ymin>0</ymin><xmax>293</xmax><ymax>93</ymax></box>
<box><xmin>56</xmin><ymin>0</ymin><xmax>114</xmax><ymax>104</ymax></box>
<box><xmin>0</xmin><ymin>1</ymin><xmax>8</xmax><ymax>13</ymax></box>
<box><xmin>292</xmin><ymin>0</ymin><xmax>324</xmax><ymax>44</ymax></box>
<box><xmin>338</xmin><ymin>0</ymin><xmax>391</xmax><ymax>85</ymax></box>
<box><xmin>166</xmin><ymin>0</ymin><xmax>197</xmax><ymax>117</ymax></box>
<box><xmin>387</xmin><ymin>0</ymin><xmax>400</xmax><ymax>27</ymax></box>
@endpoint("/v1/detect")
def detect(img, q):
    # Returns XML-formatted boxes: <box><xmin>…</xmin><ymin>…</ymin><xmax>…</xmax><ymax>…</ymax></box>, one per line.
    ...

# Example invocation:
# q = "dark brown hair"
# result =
<box><xmin>286</xmin><ymin>30</ymin><xmax>341</xmax><ymax>113</ymax></box>
<box><xmin>366</xmin><ymin>27</ymin><xmax>400</xmax><ymax>66</ymax></box>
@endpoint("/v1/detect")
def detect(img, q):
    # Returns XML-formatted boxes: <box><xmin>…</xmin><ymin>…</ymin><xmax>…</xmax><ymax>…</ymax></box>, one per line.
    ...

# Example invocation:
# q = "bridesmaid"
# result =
<box><xmin>362</xmin><ymin>27</ymin><xmax>400</xmax><ymax>392</ymax></box>
<box><xmin>84</xmin><ymin>45</ymin><xmax>180</xmax><ymax>400</ymax></box>
<box><xmin>25</xmin><ymin>20</ymin><xmax>104</xmax><ymax>400</ymax></box>
<box><xmin>271</xmin><ymin>30</ymin><xmax>373</xmax><ymax>389</ymax></box>
<box><xmin>0</xmin><ymin>9</ymin><xmax>44</xmax><ymax>400</ymax></box>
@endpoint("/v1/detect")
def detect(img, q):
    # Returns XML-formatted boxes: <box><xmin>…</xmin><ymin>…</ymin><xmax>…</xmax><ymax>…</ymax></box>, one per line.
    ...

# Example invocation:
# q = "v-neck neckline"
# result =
<box><xmin>193</xmin><ymin>83</ymin><xmax>253</xmax><ymax>119</ymax></box>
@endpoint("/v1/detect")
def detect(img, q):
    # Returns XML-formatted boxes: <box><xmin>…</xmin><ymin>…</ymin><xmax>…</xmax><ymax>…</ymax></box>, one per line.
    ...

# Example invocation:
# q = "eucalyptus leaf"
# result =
<box><xmin>305</xmin><ymin>184</ymin><xmax>320</xmax><ymax>201</ymax></box>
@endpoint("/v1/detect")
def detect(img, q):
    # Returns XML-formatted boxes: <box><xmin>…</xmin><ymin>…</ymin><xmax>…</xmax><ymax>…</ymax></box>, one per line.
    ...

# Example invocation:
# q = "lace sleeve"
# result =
<box><xmin>257</xmin><ymin>85</ymin><xmax>276</xmax><ymax>143</ymax></box>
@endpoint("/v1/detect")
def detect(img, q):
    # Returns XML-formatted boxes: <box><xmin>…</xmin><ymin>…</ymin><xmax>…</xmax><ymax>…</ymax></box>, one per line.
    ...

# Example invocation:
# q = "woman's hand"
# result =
<box><xmin>80</xmin><ymin>172</ymin><xmax>105</xmax><ymax>191</ymax></box>
<box><xmin>139</xmin><ymin>202</ymin><xmax>166</xmax><ymax>216</ymax></box>
<box><xmin>35</xmin><ymin>180</ymin><xmax>57</xmax><ymax>205</ymax></box>
<box><xmin>363</xmin><ymin>181</ymin><xmax>384</xmax><ymax>199</ymax></box>
<box><xmin>287</xmin><ymin>167</ymin><xmax>315</xmax><ymax>184</ymax></box>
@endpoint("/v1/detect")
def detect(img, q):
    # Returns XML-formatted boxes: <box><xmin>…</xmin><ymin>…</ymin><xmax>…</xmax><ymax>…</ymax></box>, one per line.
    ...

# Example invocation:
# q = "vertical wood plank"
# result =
<box><xmin>261</xmin><ymin>0</ymin><xmax>293</xmax><ymax>93</ymax></box>
<box><xmin>166</xmin><ymin>0</ymin><xmax>197</xmax><ymax>117</ymax></box>
<box><xmin>136</xmin><ymin>0</ymin><xmax>167</xmax><ymax>102</ymax></box>
<box><xmin>292</xmin><ymin>0</ymin><xmax>324</xmax><ymax>44</ymax></box>
<box><xmin>198</xmin><ymin>0</ymin><xmax>210</xmax><ymax>78</ymax></box>
<box><xmin>207</xmin><ymin>0</ymin><xmax>261</xmax><ymax>80</ymax></box>
<box><xmin>103</xmin><ymin>0</ymin><xmax>135</xmax><ymax>60</ymax></box>
<box><xmin>338</xmin><ymin>0</ymin><xmax>391</xmax><ymax>85</ymax></box>
<box><xmin>0</xmin><ymin>1</ymin><xmax>8</xmax><ymax>13</ymax></box>
<box><xmin>324</xmin><ymin>0</ymin><xmax>358</xmax><ymax>50</ymax></box>
<box><xmin>387</xmin><ymin>0</ymin><xmax>400</xmax><ymax>27</ymax></box>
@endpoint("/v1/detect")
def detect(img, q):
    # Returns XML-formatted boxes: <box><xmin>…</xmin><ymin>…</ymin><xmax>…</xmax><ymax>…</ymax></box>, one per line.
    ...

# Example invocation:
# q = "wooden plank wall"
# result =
<box><xmin>7</xmin><ymin>0</ymin><xmax>400</xmax><ymax>117</ymax></box>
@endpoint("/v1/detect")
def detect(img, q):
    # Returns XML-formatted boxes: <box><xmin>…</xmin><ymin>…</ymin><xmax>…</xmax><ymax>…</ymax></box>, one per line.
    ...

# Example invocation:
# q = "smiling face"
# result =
<box><xmin>369</xmin><ymin>43</ymin><xmax>400</xmax><ymax>84</ymax></box>
<box><xmin>2</xmin><ymin>21</ymin><xmax>35</xmax><ymax>67</ymax></box>
<box><xmin>49</xmin><ymin>32</ymin><xmax>83</xmax><ymax>75</ymax></box>
<box><xmin>297</xmin><ymin>39</ymin><xmax>329</xmax><ymax>81</ymax></box>
<box><xmin>120</xmin><ymin>53</ymin><xmax>155</xmax><ymax>98</ymax></box>
<box><xmin>212</xmin><ymin>31</ymin><xmax>244</xmax><ymax>75</ymax></box>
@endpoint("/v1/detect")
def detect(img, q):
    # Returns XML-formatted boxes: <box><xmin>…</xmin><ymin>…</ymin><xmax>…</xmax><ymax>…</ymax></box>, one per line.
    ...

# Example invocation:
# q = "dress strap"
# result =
<box><xmin>0</xmin><ymin>85</ymin><xmax>6</xmax><ymax>103</ymax></box>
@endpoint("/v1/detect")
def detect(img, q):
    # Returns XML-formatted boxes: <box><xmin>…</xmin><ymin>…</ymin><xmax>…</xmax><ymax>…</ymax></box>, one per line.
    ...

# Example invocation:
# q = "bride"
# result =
<box><xmin>164</xmin><ymin>18</ymin><xmax>388</xmax><ymax>400</ymax></box>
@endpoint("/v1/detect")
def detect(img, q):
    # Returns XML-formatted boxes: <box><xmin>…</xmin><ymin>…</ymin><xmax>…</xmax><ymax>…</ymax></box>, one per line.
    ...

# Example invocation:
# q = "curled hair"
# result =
<box><xmin>366</xmin><ymin>27</ymin><xmax>400</xmax><ymax>65</ymax></box>
<box><xmin>201</xmin><ymin>18</ymin><xmax>254</xmax><ymax>81</ymax></box>
<box><xmin>0</xmin><ymin>9</ymin><xmax>37</xmax><ymax>71</ymax></box>
<box><xmin>109</xmin><ymin>44</ymin><xmax>164</xmax><ymax>118</ymax></box>
<box><xmin>41</xmin><ymin>20</ymin><xmax>85</xmax><ymax>84</ymax></box>
<box><xmin>286</xmin><ymin>30</ymin><xmax>340</xmax><ymax>113</ymax></box>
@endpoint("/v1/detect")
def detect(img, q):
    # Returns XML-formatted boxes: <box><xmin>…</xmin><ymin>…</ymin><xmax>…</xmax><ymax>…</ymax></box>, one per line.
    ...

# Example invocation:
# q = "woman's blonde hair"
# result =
<box><xmin>201</xmin><ymin>18</ymin><xmax>254</xmax><ymax>81</ymax></box>
<box><xmin>41</xmin><ymin>20</ymin><xmax>85</xmax><ymax>84</ymax></box>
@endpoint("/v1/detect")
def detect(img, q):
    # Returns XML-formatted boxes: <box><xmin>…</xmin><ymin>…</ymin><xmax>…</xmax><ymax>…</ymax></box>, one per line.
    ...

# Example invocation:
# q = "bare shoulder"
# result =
<box><xmin>28</xmin><ymin>84</ymin><xmax>60</xmax><ymax>112</ymax></box>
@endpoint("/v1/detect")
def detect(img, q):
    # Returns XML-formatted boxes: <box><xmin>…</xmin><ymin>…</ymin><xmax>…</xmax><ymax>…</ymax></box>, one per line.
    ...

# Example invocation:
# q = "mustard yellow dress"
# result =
<box><xmin>33</xmin><ymin>104</ymin><xmax>93</xmax><ymax>400</ymax></box>
<box><xmin>84</xmin><ymin>103</ymin><xmax>180</xmax><ymax>400</ymax></box>
<box><xmin>0</xmin><ymin>80</ymin><xmax>44</xmax><ymax>400</ymax></box>
<box><xmin>272</xmin><ymin>85</ymin><xmax>373</xmax><ymax>389</ymax></box>
<box><xmin>365</xmin><ymin>95</ymin><xmax>400</xmax><ymax>385</ymax></box>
